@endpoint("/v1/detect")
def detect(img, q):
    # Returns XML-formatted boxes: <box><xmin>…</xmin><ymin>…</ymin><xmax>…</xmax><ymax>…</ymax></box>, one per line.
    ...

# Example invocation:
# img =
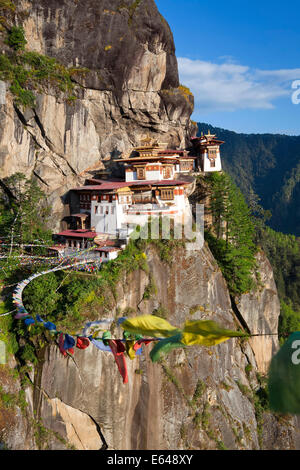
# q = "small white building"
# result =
<box><xmin>191</xmin><ymin>131</ymin><xmax>223</xmax><ymax>172</ymax></box>
<box><xmin>94</xmin><ymin>246</ymin><xmax>121</xmax><ymax>262</ymax></box>
<box><xmin>122</xmin><ymin>146</ymin><xmax>195</xmax><ymax>183</ymax></box>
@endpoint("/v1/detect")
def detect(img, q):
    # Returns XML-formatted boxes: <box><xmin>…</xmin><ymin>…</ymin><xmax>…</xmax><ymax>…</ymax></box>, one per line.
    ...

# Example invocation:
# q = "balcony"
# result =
<box><xmin>126</xmin><ymin>203</ymin><xmax>175</xmax><ymax>213</ymax></box>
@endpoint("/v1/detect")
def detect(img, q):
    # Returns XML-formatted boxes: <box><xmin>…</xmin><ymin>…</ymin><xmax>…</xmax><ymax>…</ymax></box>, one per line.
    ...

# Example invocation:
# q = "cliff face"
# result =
<box><xmin>0</xmin><ymin>0</ymin><xmax>195</xmax><ymax>229</ymax></box>
<box><xmin>0</xmin><ymin>1</ymin><xmax>299</xmax><ymax>452</ymax></box>
<box><xmin>236</xmin><ymin>252</ymin><xmax>280</xmax><ymax>375</ymax></box>
<box><xmin>3</xmin><ymin>244</ymin><xmax>300</xmax><ymax>450</ymax></box>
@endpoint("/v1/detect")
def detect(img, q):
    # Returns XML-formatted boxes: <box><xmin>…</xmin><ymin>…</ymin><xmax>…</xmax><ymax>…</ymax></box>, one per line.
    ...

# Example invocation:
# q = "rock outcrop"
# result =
<box><xmin>0</xmin><ymin>0</ymin><xmax>195</xmax><ymax>230</ymax></box>
<box><xmin>236</xmin><ymin>252</ymin><xmax>280</xmax><ymax>375</ymax></box>
<box><xmin>3</xmin><ymin>243</ymin><xmax>299</xmax><ymax>450</ymax></box>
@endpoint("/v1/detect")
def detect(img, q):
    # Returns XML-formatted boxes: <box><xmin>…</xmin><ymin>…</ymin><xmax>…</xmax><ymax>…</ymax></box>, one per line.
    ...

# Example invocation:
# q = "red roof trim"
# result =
<box><xmin>72</xmin><ymin>179</ymin><xmax>191</xmax><ymax>192</ymax></box>
<box><xmin>56</xmin><ymin>230</ymin><xmax>98</xmax><ymax>238</ymax></box>
<box><xmin>94</xmin><ymin>247</ymin><xmax>120</xmax><ymax>252</ymax></box>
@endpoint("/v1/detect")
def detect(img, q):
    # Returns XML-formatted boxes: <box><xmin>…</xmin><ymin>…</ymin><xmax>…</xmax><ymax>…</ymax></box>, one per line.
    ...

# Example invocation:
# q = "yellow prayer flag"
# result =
<box><xmin>120</xmin><ymin>315</ymin><xmax>180</xmax><ymax>339</ymax></box>
<box><xmin>125</xmin><ymin>340</ymin><xmax>137</xmax><ymax>360</ymax></box>
<box><xmin>181</xmin><ymin>320</ymin><xmax>248</xmax><ymax>347</ymax></box>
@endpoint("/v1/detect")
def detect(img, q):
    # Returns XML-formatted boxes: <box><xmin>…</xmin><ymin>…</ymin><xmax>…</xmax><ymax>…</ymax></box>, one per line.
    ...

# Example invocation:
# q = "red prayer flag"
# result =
<box><xmin>108</xmin><ymin>340</ymin><xmax>128</xmax><ymax>384</ymax></box>
<box><xmin>76</xmin><ymin>337</ymin><xmax>90</xmax><ymax>350</ymax></box>
<box><xmin>58</xmin><ymin>333</ymin><xmax>67</xmax><ymax>356</ymax></box>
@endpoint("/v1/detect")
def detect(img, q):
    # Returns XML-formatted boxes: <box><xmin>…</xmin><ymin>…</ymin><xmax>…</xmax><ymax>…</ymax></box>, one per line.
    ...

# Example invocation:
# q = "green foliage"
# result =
<box><xmin>278</xmin><ymin>300</ymin><xmax>300</xmax><ymax>342</ymax></box>
<box><xmin>0</xmin><ymin>172</ymin><xmax>52</xmax><ymax>248</ymax></box>
<box><xmin>253</xmin><ymin>386</ymin><xmax>269</xmax><ymax>448</ymax></box>
<box><xmin>0</xmin><ymin>384</ymin><xmax>27</xmax><ymax>412</ymax></box>
<box><xmin>134</xmin><ymin>217</ymin><xmax>186</xmax><ymax>264</ymax></box>
<box><xmin>204</xmin><ymin>172</ymin><xmax>256</xmax><ymax>295</ymax></box>
<box><xmin>152</xmin><ymin>304</ymin><xmax>168</xmax><ymax>319</ymax></box>
<box><xmin>143</xmin><ymin>274</ymin><xmax>157</xmax><ymax>300</ymax></box>
<box><xmin>5</xmin><ymin>26</ymin><xmax>26</xmax><ymax>50</ymax></box>
<box><xmin>117</xmin><ymin>0</ymin><xmax>141</xmax><ymax>24</ymax></box>
<box><xmin>248</xmin><ymin>190</ymin><xmax>300</xmax><ymax>339</ymax></box>
<box><xmin>255</xmin><ymin>226</ymin><xmax>300</xmax><ymax>311</ymax></box>
<box><xmin>10</xmin><ymin>80</ymin><xmax>35</xmax><ymax>106</ymax></box>
<box><xmin>0</xmin><ymin>0</ymin><xmax>15</xmax><ymax>12</ymax></box>
<box><xmin>0</xmin><ymin>301</ymin><xmax>19</xmax><ymax>355</ymax></box>
<box><xmin>19</xmin><ymin>240</ymin><xmax>149</xmax><ymax>335</ymax></box>
<box><xmin>31</xmin><ymin>418</ymin><xmax>74</xmax><ymax>450</ymax></box>
<box><xmin>0</xmin><ymin>385</ymin><xmax>17</xmax><ymax>408</ymax></box>
<box><xmin>0</xmin><ymin>0</ymin><xmax>16</xmax><ymax>30</ymax></box>
<box><xmin>245</xmin><ymin>363</ymin><xmax>253</xmax><ymax>377</ymax></box>
<box><xmin>236</xmin><ymin>375</ymin><xmax>269</xmax><ymax>448</ymax></box>
<box><xmin>197</xmin><ymin>123</ymin><xmax>300</xmax><ymax>236</ymax></box>
<box><xmin>19</xmin><ymin>343</ymin><xmax>38</xmax><ymax>365</ymax></box>
<box><xmin>191</xmin><ymin>379</ymin><xmax>206</xmax><ymax>407</ymax></box>
<box><xmin>236</xmin><ymin>380</ymin><xmax>253</xmax><ymax>401</ymax></box>
<box><xmin>1</xmin><ymin>240</ymin><xmax>150</xmax><ymax>367</ymax></box>
<box><xmin>0</xmin><ymin>31</ymin><xmax>85</xmax><ymax>107</ymax></box>
<box><xmin>220</xmin><ymin>380</ymin><xmax>233</xmax><ymax>392</ymax></box>
<box><xmin>22</xmin><ymin>273</ymin><xmax>62</xmax><ymax>317</ymax></box>
<box><xmin>217</xmin><ymin>440</ymin><xmax>228</xmax><ymax>450</ymax></box>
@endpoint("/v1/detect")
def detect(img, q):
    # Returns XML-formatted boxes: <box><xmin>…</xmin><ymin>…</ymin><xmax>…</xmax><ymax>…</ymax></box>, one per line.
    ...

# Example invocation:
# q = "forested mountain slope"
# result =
<box><xmin>197</xmin><ymin>123</ymin><xmax>300</xmax><ymax>236</ymax></box>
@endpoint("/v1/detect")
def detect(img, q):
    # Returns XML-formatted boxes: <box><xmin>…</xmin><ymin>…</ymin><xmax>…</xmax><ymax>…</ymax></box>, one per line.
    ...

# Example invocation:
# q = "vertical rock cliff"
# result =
<box><xmin>2</xmin><ymin>244</ymin><xmax>300</xmax><ymax>450</ymax></box>
<box><xmin>0</xmin><ymin>0</ymin><xmax>195</xmax><ymax>229</ymax></box>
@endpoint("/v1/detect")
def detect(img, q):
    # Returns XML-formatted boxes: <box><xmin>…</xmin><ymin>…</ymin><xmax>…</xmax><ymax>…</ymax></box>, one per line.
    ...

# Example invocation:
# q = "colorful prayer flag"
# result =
<box><xmin>181</xmin><ymin>320</ymin><xmax>248</xmax><ymax>347</ymax></box>
<box><xmin>150</xmin><ymin>334</ymin><xmax>185</xmax><ymax>363</ymax></box>
<box><xmin>120</xmin><ymin>315</ymin><xmax>180</xmax><ymax>339</ymax></box>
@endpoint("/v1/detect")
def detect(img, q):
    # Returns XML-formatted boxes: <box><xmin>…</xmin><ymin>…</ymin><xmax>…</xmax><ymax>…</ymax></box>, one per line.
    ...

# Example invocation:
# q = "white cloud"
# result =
<box><xmin>178</xmin><ymin>57</ymin><xmax>300</xmax><ymax>113</ymax></box>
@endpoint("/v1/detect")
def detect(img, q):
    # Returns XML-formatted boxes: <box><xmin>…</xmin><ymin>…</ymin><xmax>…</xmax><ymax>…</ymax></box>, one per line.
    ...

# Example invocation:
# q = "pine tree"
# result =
<box><xmin>0</xmin><ymin>172</ymin><xmax>52</xmax><ymax>252</ymax></box>
<box><xmin>205</xmin><ymin>172</ymin><xmax>256</xmax><ymax>295</ymax></box>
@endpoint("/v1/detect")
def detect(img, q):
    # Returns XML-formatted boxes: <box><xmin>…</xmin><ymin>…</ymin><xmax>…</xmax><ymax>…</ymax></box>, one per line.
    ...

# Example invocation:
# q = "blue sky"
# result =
<box><xmin>155</xmin><ymin>0</ymin><xmax>300</xmax><ymax>135</ymax></box>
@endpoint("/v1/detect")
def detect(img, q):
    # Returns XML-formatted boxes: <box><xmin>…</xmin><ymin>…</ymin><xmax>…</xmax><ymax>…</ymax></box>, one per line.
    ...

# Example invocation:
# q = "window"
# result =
<box><xmin>210</xmin><ymin>160</ymin><xmax>216</xmax><ymax>168</ymax></box>
<box><xmin>180</xmin><ymin>161</ymin><xmax>191</xmax><ymax>171</ymax></box>
<box><xmin>163</xmin><ymin>166</ymin><xmax>172</xmax><ymax>179</ymax></box>
<box><xmin>137</xmin><ymin>167</ymin><xmax>145</xmax><ymax>180</ymax></box>
<box><xmin>160</xmin><ymin>189</ymin><xmax>174</xmax><ymax>200</ymax></box>
<box><xmin>111</xmin><ymin>206</ymin><xmax>115</xmax><ymax>215</ymax></box>
<box><xmin>100</xmin><ymin>206</ymin><xmax>103</xmax><ymax>214</ymax></box>
<box><xmin>95</xmin><ymin>205</ymin><xmax>98</xmax><ymax>214</ymax></box>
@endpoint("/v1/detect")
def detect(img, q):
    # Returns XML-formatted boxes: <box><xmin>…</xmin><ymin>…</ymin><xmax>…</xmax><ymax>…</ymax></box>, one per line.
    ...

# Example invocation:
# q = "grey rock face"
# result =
<box><xmin>237</xmin><ymin>252</ymin><xmax>280</xmax><ymax>374</ymax></box>
<box><xmin>0</xmin><ymin>81</ymin><xmax>5</xmax><ymax>106</ymax></box>
<box><xmin>0</xmin><ymin>0</ymin><xmax>195</xmax><ymax>230</ymax></box>
<box><xmin>6</xmin><ymin>244</ymin><xmax>297</xmax><ymax>450</ymax></box>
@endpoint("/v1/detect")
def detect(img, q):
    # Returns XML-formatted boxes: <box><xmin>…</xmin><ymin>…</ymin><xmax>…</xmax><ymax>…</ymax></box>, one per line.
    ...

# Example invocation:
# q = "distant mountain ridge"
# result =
<box><xmin>197</xmin><ymin>123</ymin><xmax>300</xmax><ymax>236</ymax></box>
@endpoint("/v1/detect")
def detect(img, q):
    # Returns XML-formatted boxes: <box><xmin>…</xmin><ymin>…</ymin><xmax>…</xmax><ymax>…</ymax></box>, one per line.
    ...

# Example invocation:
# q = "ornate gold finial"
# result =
<box><xmin>141</xmin><ymin>134</ymin><xmax>153</xmax><ymax>146</ymax></box>
<box><xmin>204</xmin><ymin>129</ymin><xmax>216</xmax><ymax>140</ymax></box>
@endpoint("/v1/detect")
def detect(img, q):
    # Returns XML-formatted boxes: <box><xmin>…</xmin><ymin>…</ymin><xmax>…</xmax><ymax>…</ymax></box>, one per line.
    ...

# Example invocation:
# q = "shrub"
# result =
<box><xmin>5</xmin><ymin>26</ymin><xmax>27</xmax><ymax>51</ymax></box>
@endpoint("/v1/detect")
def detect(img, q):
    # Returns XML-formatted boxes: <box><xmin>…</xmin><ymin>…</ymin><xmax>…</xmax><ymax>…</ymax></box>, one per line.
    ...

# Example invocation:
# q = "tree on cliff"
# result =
<box><xmin>0</xmin><ymin>172</ymin><xmax>52</xmax><ymax>251</ymax></box>
<box><xmin>205</xmin><ymin>172</ymin><xmax>256</xmax><ymax>295</ymax></box>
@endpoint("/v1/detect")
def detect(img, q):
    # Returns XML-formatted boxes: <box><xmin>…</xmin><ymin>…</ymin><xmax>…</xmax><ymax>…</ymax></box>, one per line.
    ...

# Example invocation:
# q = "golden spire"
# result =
<box><xmin>141</xmin><ymin>134</ymin><xmax>153</xmax><ymax>146</ymax></box>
